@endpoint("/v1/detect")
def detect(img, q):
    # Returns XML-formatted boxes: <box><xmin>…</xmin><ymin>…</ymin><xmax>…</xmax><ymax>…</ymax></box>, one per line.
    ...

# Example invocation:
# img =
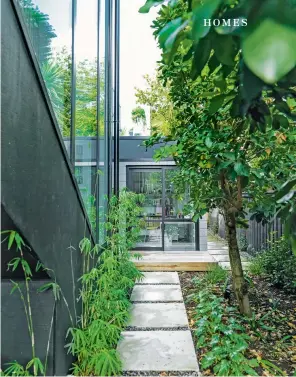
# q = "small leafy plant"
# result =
<box><xmin>1</xmin><ymin>231</ymin><xmax>60</xmax><ymax>377</ymax></box>
<box><xmin>249</xmin><ymin>236</ymin><xmax>296</xmax><ymax>293</ymax></box>
<box><xmin>66</xmin><ymin>190</ymin><xmax>144</xmax><ymax>376</ymax></box>
<box><xmin>191</xmin><ymin>288</ymin><xmax>259</xmax><ymax>376</ymax></box>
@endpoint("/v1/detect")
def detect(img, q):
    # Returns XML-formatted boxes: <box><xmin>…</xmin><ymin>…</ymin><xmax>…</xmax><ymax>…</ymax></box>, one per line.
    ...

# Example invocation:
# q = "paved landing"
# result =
<box><xmin>118</xmin><ymin>331</ymin><xmax>198</xmax><ymax>371</ymax></box>
<box><xmin>131</xmin><ymin>284</ymin><xmax>183</xmax><ymax>302</ymax></box>
<box><xmin>128</xmin><ymin>303</ymin><xmax>188</xmax><ymax>328</ymax></box>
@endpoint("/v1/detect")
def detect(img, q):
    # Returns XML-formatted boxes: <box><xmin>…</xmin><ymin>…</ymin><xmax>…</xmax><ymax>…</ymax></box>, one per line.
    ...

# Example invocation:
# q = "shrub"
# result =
<box><xmin>66</xmin><ymin>190</ymin><xmax>144</xmax><ymax>376</ymax></box>
<box><xmin>249</xmin><ymin>237</ymin><xmax>296</xmax><ymax>293</ymax></box>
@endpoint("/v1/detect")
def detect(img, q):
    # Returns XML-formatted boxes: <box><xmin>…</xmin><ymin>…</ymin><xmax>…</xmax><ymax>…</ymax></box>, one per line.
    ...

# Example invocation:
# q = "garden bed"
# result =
<box><xmin>179</xmin><ymin>271</ymin><xmax>296</xmax><ymax>376</ymax></box>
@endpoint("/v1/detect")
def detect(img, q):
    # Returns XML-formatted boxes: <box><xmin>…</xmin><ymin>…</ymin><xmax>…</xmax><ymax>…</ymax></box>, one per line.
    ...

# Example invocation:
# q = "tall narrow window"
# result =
<box><xmin>74</xmin><ymin>0</ymin><xmax>98</xmax><ymax>233</ymax></box>
<box><xmin>18</xmin><ymin>0</ymin><xmax>72</xmax><ymax>155</ymax></box>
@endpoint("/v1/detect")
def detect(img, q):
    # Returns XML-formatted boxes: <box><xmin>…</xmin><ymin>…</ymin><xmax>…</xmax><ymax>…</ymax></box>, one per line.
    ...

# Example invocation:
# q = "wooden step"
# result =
<box><xmin>134</xmin><ymin>252</ymin><xmax>217</xmax><ymax>271</ymax></box>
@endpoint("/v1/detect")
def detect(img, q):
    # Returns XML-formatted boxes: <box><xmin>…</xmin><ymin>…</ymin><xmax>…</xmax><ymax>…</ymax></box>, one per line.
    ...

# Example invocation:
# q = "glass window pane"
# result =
<box><xmin>98</xmin><ymin>0</ymin><xmax>106</xmax><ymax>245</ymax></box>
<box><xmin>74</xmin><ymin>0</ymin><xmax>98</xmax><ymax>235</ymax></box>
<box><xmin>129</xmin><ymin>170</ymin><xmax>163</xmax><ymax>219</ymax></box>
<box><xmin>18</xmin><ymin>0</ymin><xmax>72</xmax><ymax>152</ymax></box>
<box><xmin>164</xmin><ymin>222</ymin><xmax>196</xmax><ymax>251</ymax></box>
<box><xmin>165</xmin><ymin>169</ymin><xmax>192</xmax><ymax>219</ymax></box>
<box><xmin>120</xmin><ymin>0</ymin><xmax>160</xmax><ymax>136</ymax></box>
<box><xmin>135</xmin><ymin>221</ymin><xmax>162</xmax><ymax>249</ymax></box>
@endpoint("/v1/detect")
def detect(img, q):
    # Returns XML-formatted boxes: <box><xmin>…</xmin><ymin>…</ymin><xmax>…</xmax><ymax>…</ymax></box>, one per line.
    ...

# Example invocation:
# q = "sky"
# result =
<box><xmin>34</xmin><ymin>0</ymin><xmax>161</xmax><ymax>133</ymax></box>
<box><xmin>120</xmin><ymin>0</ymin><xmax>161</xmax><ymax>132</ymax></box>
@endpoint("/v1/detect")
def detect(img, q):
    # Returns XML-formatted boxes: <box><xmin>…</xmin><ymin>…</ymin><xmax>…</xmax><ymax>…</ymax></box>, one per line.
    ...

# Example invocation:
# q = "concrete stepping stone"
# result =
<box><xmin>131</xmin><ymin>285</ymin><xmax>183</xmax><ymax>302</ymax></box>
<box><xmin>208</xmin><ymin>245</ymin><xmax>228</xmax><ymax>250</ymax></box>
<box><xmin>212</xmin><ymin>255</ymin><xmax>230</xmax><ymax>262</ymax></box>
<box><xmin>128</xmin><ymin>303</ymin><xmax>188</xmax><ymax>328</ymax></box>
<box><xmin>208</xmin><ymin>249</ymin><xmax>229</xmax><ymax>255</ymax></box>
<box><xmin>118</xmin><ymin>331</ymin><xmax>199</xmax><ymax>371</ymax></box>
<box><xmin>138</xmin><ymin>272</ymin><xmax>179</xmax><ymax>285</ymax></box>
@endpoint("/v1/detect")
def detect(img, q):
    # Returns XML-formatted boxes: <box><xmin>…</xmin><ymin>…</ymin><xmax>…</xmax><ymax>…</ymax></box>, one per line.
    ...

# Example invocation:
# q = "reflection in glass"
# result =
<box><xmin>129</xmin><ymin>170</ymin><xmax>163</xmax><ymax>218</ymax></box>
<box><xmin>135</xmin><ymin>221</ymin><xmax>162</xmax><ymax>249</ymax></box>
<box><xmin>75</xmin><ymin>166</ymin><xmax>97</xmax><ymax>230</ymax></box>
<box><xmin>164</xmin><ymin>222</ymin><xmax>195</xmax><ymax>251</ymax></box>
<box><xmin>129</xmin><ymin>169</ymin><xmax>162</xmax><ymax>249</ymax></box>
<box><xmin>165</xmin><ymin>169</ymin><xmax>192</xmax><ymax>219</ymax></box>
<box><xmin>74</xmin><ymin>0</ymin><xmax>98</xmax><ymax>234</ymax></box>
<box><xmin>98</xmin><ymin>0</ymin><xmax>106</xmax><ymax>245</ymax></box>
<box><xmin>18</xmin><ymin>0</ymin><xmax>72</xmax><ymax>147</ymax></box>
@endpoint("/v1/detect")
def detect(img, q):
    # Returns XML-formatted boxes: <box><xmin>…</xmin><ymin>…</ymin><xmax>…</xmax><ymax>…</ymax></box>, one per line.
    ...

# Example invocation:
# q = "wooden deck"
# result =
<box><xmin>134</xmin><ymin>251</ymin><xmax>217</xmax><ymax>271</ymax></box>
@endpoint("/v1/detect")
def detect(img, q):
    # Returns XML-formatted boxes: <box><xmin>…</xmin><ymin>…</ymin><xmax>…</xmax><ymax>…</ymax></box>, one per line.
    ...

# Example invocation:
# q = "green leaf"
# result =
<box><xmin>207</xmin><ymin>53</ymin><xmax>221</xmax><ymax>74</ymax></box>
<box><xmin>8</xmin><ymin>231</ymin><xmax>16</xmax><ymax>249</ymax></box>
<box><xmin>244</xmin><ymin>366</ymin><xmax>258</xmax><ymax>376</ymax></box>
<box><xmin>234</xmin><ymin>162</ymin><xmax>249</xmax><ymax>177</ymax></box>
<box><xmin>275</xmin><ymin>178</ymin><xmax>296</xmax><ymax>201</ymax></box>
<box><xmin>241</xmin><ymin>62</ymin><xmax>265</xmax><ymax>104</ymax></box>
<box><xmin>260</xmin><ymin>359</ymin><xmax>286</xmax><ymax>376</ymax></box>
<box><xmin>277</xmin><ymin>190</ymin><xmax>294</xmax><ymax>204</ymax></box>
<box><xmin>192</xmin><ymin>0</ymin><xmax>222</xmax><ymax>41</ymax></box>
<box><xmin>191</xmin><ymin>37</ymin><xmax>211</xmax><ymax>80</ymax></box>
<box><xmin>139</xmin><ymin>0</ymin><xmax>165</xmax><ymax>13</ymax></box>
<box><xmin>15</xmin><ymin>232</ymin><xmax>25</xmax><ymax>250</ymax></box>
<box><xmin>209</xmin><ymin>95</ymin><xmax>225</xmax><ymax>114</ymax></box>
<box><xmin>163</xmin><ymin>30</ymin><xmax>188</xmax><ymax>65</ymax></box>
<box><xmin>243</xmin><ymin>19</ymin><xmax>296</xmax><ymax>84</ymax></box>
<box><xmin>223</xmin><ymin>152</ymin><xmax>236</xmax><ymax>161</ymax></box>
<box><xmin>213</xmin><ymin>34</ymin><xmax>237</xmax><ymax>66</ymax></box>
<box><xmin>205</xmin><ymin>136</ymin><xmax>213</xmax><ymax>148</ymax></box>
<box><xmin>272</xmin><ymin>114</ymin><xmax>289</xmax><ymax>129</ymax></box>
<box><xmin>158</xmin><ymin>18</ymin><xmax>188</xmax><ymax>53</ymax></box>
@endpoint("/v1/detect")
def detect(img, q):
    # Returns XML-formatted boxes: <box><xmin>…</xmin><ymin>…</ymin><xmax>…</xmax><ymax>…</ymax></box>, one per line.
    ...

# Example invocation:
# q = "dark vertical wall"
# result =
<box><xmin>1</xmin><ymin>281</ymin><xmax>55</xmax><ymax>375</ymax></box>
<box><xmin>1</xmin><ymin>0</ymin><xmax>94</xmax><ymax>374</ymax></box>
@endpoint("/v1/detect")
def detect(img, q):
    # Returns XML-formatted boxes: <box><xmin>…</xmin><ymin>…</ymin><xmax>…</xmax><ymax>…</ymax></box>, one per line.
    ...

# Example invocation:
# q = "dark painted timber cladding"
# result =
<box><xmin>1</xmin><ymin>1</ymin><xmax>93</xmax><ymax>374</ymax></box>
<box><xmin>1</xmin><ymin>281</ymin><xmax>55</xmax><ymax>375</ymax></box>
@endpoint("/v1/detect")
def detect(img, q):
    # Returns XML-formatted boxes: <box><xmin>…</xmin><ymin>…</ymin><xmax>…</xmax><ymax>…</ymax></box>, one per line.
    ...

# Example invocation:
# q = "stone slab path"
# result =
<box><xmin>117</xmin><ymin>272</ymin><xmax>199</xmax><ymax>374</ymax></box>
<box><xmin>208</xmin><ymin>241</ymin><xmax>251</xmax><ymax>270</ymax></box>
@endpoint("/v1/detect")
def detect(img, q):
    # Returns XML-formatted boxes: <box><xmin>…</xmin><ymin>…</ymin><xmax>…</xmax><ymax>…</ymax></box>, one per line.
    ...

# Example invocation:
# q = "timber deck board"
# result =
<box><xmin>133</xmin><ymin>252</ymin><xmax>217</xmax><ymax>271</ymax></box>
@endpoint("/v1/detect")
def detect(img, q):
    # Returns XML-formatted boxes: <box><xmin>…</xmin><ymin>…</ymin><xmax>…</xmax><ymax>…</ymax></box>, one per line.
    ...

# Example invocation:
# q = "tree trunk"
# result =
<box><xmin>224</xmin><ymin>209</ymin><xmax>252</xmax><ymax>316</ymax></box>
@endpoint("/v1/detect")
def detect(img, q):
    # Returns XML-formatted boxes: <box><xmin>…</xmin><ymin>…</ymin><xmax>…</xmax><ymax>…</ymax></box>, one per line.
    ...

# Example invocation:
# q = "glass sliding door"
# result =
<box><xmin>164</xmin><ymin>168</ymin><xmax>196</xmax><ymax>251</ymax></box>
<box><xmin>128</xmin><ymin>167</ymin><xmax>198</xmax><ymax>251</ymax></box>
<box><xmin>128</xmin><ymin>169</ymin><xmax>163</xmax><ymax>250</ymax></box>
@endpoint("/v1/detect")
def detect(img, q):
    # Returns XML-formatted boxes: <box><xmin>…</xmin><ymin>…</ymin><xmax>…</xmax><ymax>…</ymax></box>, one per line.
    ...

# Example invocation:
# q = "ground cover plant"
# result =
<box><xmin>180</xmin><ymin>265</ymin><xmax>296</xmax><ymax>376</ymax></box>
<box><xmin>139</xmin><ymin>0</ymin><xmax>296</xmax><ymax>315</ymax></box>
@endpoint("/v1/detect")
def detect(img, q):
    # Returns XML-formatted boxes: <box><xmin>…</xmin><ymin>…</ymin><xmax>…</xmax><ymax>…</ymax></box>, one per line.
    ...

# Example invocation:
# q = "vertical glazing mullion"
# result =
<box><xmin>113</xmin><ymin>0</ymin><xmax>120</xmax><ymax>195</ymax></box>
<box><xmin>196</xmin><ymin>219</ymin><xmax>200</xmax><ymax>251</ymax></box>
<box><xmin>96</xmin><ymin>0</ymin><xmax>101</xmax><ymax>243</ymax></box>
<box><xmin>70</xmin><ymin>0</ymin><xmax>77</xmax><ymax>167</ymax></box>
<box><xmin>109</xmin><ymin>0</ymin><xmax>114</xmax><ymax>196</ymax></box>
<box><xmin>105</xmin><ymin>0</ymin><xmax>113</xmax><ymax>200</ymax></box>
<box><xmin>162</xmin><ymin>168</ymin><xmax>165</xmax><ymax>251</ymax></box>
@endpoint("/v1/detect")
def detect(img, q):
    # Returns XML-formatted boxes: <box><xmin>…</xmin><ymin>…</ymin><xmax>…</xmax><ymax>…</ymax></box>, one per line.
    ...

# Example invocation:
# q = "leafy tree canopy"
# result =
<box><xmin>131</xmin><ymin>106</ymin><xmax>147</xmax><ymax>126</ymax></box>
<box><xmin>140</xmin><ymin>0</ymin><xmax>296</xmax><ymax>314</ymax></box>
<box><xmin>135</xmin><ymin>73</ymin><xmax>175</xmax><ymax>135</ymax></box>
